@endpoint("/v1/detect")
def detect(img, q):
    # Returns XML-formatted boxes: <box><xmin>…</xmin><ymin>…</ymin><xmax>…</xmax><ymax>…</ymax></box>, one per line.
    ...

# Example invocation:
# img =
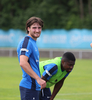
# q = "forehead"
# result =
<box><xmin>66</xmin><ymin>60</ymin><xmax>75</xmax><ymax>65</ymax></box>
<box><xmin>31</xmin><ymin>23</ymin><xmax>41</xmax><ymax>27</ymax></box>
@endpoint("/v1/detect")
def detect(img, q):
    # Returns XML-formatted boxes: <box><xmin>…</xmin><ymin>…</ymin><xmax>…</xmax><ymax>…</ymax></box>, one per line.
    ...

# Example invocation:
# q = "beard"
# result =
<box><xmin>30</xmin><ymin>33</ymin><xmax>41</xmax><ymax>40</ymax></box>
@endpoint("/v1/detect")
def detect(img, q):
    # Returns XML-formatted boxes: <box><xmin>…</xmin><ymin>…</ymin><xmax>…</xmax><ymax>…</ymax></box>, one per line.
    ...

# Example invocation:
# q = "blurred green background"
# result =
<box><xmin>0</xmin><ymin>0</ymin><xmax>92</xmax><ymax>30</ymax></box>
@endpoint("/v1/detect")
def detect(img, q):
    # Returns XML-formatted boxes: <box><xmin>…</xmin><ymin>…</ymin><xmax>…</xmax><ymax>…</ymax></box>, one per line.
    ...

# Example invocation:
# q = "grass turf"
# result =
<box><xmin>0</xmin><ymin>57</ymin><xmax>92</xmax><ymax>100</ymax></box>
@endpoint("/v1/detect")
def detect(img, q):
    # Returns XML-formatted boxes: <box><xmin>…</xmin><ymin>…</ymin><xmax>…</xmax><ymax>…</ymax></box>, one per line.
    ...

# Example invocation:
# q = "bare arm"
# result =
<box><xmin>41</xmin><ymin>75</ymin><xmax>48</xmax><ymax>82</ymax></box>
<box><xmin>50</xmin><ymin>77</ymin><xmax>66</xmax><ymax>100</ymax></box>
<box><xmin>20</xmin><ymin>55</ymin><xmax>46</xmax><ymax>89</ymax></box>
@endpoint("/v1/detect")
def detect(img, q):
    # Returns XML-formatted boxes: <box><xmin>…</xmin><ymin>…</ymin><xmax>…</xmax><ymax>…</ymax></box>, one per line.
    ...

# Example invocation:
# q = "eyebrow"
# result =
<box><xmin>32</xmin><ymin>26</ymin><xmax>42</xmax><ymax>28</ymax></box>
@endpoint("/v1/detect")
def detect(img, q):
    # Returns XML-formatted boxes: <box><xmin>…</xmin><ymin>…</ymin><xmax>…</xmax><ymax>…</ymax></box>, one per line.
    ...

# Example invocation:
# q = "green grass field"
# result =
<box><xmin>0</xmin><ymin>57</ymin><xmax>92</xmax><ymax>100</ymax></box>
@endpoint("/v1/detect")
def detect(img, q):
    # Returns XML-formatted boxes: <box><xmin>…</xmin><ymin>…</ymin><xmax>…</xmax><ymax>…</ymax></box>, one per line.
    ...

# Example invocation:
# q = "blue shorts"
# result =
<box><xmin>19</xmin><ymin>86</ymin><xmax>41</xmax><ymax>100</ymax></box>
<box><xmin>40</xmin><ymin>88</ymin><xmax>51</xmax><ymax>100</ymax></box>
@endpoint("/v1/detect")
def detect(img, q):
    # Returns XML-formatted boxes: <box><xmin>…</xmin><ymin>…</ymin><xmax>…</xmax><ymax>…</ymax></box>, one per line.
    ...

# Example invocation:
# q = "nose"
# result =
<box><xmin>36</xmin><ymin>28</ymin><xmax>40</xmax><ymax>32</ymax></box>
<box><xmin>70</xmin><ymin>66</ymin><xmax>73</xmax><ymax>69</ymax></box>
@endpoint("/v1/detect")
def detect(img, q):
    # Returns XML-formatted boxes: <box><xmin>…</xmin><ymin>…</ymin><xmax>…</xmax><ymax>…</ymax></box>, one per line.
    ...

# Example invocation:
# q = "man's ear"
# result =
<box><xmin>27</xmin><ymin>27</ymin><xmax>30</xmax><ymax>31</ymax></box>
<box><xmin>61</xmin><ymin>59</ymin><xmax>64</xmax><ymax>64</ymax></box>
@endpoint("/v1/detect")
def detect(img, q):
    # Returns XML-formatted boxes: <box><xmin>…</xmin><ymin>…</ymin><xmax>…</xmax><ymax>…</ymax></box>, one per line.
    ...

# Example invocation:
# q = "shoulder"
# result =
<box><xmin>23</xmin><ymin>36</ymin><xmax>30</xmax><ymax>42</ymax></box>
<box><xmin>44</xmin><ymin>63</ymin><xmax>58</xmax><ymax>72</ymax></box>
<box><xmin>22</xmin><ymin>36</ymin><xmax>36</xmax><ymax>47</ymax></box>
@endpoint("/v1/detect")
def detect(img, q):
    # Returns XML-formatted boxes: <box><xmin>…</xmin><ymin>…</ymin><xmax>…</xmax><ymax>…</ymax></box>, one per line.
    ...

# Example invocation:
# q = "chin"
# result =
<box><xmin>35</xmin><ymin>35</ymin><xmax>40</xmax><ymax>38</ymax></box>
<box><xmin>66</xmin><ymin>70</ymin><xmax>71</xmax><ymax>73</ymax></box>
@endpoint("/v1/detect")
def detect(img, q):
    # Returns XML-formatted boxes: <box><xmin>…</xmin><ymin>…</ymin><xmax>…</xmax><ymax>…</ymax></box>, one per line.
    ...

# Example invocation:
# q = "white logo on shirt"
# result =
<box><xmin>47</xmin><ymin>96</ymin><xmax>51</xmax><ymax>98</ymax></box>
<box><xmin>46</xmin><ymin>70</ymin><xmax>52</xmax><ymax>76</ymax></box>
<box><xmin>36</xmin><ymin>60</ymin><xmax>39</xmax><ymax>62</ymax></box>
<box><xmin>35</xmin><ymin>47</ymin><xmax>37</xmax><ymax>51</ymax></box>
<box><xmin>33</xmin><ymin>97</ymin><xmax>35</xmax><ymax>100</ymax></box>
<box><xmin>21</xmin><ymin>48</ymin><xmax>29</xmax><ymax>52</ymax></box>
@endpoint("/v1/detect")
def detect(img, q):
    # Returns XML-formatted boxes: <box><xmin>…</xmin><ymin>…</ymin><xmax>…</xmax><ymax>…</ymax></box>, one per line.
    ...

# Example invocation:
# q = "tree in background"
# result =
<box><xmin>0</xmin><ymin>0</ymin><xmax>92</xmax><ymax>30</ymax></box>
<box><xmin>79</xmin><ymin>0</ymin><xmax>84</xmax><ymax>19</ymax></box>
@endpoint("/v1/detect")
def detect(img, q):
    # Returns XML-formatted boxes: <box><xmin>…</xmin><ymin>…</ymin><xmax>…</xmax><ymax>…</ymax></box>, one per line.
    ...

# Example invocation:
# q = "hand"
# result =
<box><xmin>37</xmin><ymin>78</ymin><xmax>46</xmax><ymax>89</ymax></box>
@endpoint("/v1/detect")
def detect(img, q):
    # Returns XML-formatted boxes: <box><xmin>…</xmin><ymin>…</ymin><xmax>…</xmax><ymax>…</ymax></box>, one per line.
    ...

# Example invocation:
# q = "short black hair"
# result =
<box><xmin>62</xmin><ymin>52</ymin><xmax>76</xmax><ymax>62</ymax></box>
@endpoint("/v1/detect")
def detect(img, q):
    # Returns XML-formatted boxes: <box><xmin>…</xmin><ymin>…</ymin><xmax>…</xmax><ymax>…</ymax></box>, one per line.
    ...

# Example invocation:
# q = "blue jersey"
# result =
<box><xmin>42</xmin><ymin>63</ymin><xmax>70</xmax><ymax>80</ymax></box>
<box><xmin>17</xmin><ymin>35</ymin><xmax>41</xmax><ymax>91</ymax></box>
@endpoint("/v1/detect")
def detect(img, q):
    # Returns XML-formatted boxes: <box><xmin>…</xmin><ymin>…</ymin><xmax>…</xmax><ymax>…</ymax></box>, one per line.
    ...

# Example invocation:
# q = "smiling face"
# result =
<box><xmin>27</xmin><ymin>23</ymin><xmax>42</xmax><ymax>40</ymax></box>
<box><xmin>61</xmin><ymin>60</ymin><xmax>75</xmax><ymax>72</ymax></box>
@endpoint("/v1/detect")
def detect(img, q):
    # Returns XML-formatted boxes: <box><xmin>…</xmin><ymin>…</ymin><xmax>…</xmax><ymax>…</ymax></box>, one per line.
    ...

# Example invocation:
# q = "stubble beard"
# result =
<box><xmin>31</xmin><ymin>33</ymin><xmax>40</xmax><ymax>40</ymax></box>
